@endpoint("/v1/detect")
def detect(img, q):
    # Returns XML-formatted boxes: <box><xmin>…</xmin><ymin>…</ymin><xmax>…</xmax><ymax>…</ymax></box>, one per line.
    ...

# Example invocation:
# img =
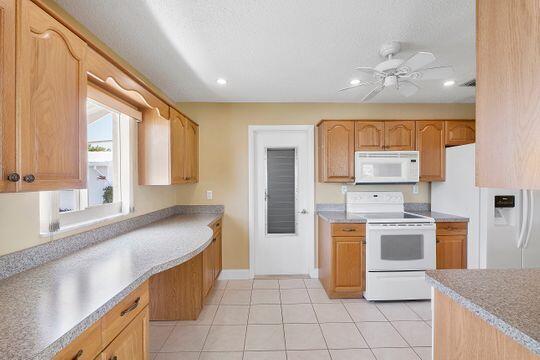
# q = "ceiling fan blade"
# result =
<box><xmin>400</xmin><ymin>52</ymin><xmax>436</xmax><ymax>71</ymax></box>
<box><xmin>355</xmin><ymin>67</ymin><xmax>385</xmax><ymax>77</ymax></box>
<box><xmin>416</xmin><ymin>66</ymin><xmax>454</xmax><ymax>80</ymax></box>
<box><xmin>361</xmin><ymin>86</ymin><xmax>385</xmax><ymax>102</ymax></box>
<box><xmin>398</xmin><ymin>80</ymin><xmax>420</xmax><ymax>97</ymax></box>
<box><xmin>339</xmin><ymin>81</ymin><xmax>377</xmax><ymax>92</ymax></box>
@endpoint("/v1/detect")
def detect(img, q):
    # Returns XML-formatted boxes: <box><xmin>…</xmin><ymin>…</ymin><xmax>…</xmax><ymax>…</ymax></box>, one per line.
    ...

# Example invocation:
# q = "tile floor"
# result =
<box><xmin>150</xmin><ymin>278</ymin><xmax>432</xmax><ymax>360</ymax></box>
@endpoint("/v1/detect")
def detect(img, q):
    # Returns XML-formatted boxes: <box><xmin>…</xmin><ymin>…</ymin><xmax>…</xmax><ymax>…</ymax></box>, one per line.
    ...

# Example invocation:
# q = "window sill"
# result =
<box><xmin>39</xmin><ymin>211</ymin><xmax>130</xmax><ymax>239</ymax></box>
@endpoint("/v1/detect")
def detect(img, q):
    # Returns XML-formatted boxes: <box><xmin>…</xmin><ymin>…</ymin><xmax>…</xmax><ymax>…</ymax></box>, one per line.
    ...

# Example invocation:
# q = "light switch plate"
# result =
<box><xmin>341</xmin><ymin>185</ymin><xmax>348</xmax><ymax>195</ymax></box>
<box><xmin>206</xmin><ymin>190</ymin><xmax>213</xmax><ymax>200</ymax></box>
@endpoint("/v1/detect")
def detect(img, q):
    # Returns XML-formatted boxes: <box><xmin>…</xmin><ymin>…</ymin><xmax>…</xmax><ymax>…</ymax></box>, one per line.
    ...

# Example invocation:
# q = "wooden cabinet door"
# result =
<box><xmin>18</xmin><ymin>0</ymin><xmax>87</xmax><ymax>191</ymax></box>
<box><xmin>333</xmin><ymin>237</ymin><xmax>363</xmax><ymax>293</ymax></box>
<box><xmin>445</xmin><ymin>120</ymin><xmax>475</xmax><ymax>146</ymax></box>
<box><xmin>355</xmin><ymin>121</ymin><xmax>384</xmax><ymax>150</ymax></box>
<box><xmin>385</xmin><ymin>121</ymin><xmax>415</xmax><ymax>150</ymax></box>
<box><xmin>436</xmin><ymin>235</ymin><xmax>465</xmax><ymax>269</ymax></box>
<box><xmin>202</xmin><ymin>243</ymin><xmax>214</xmax><ymax>297</ymax></box>
<box><xmin>416</xmin><ymin>121</ymin><xmax>445</xmax><ymax>181</ymax></box>
<box><xmin>476</xmin><ymin>0</ymin><xmax>540</xmax><ymax>189</ymax></box>
<box><xmin>0</xmin><ymin>0</ymin><xmax>16</xmax><ymax>193</ymax></box>
<box><xmin>170</xmin><ymin>109</ymin><xmax>187</xmax><ymax>184</ymax></box>
<box><xmin>214</xmin><ymin>231</ymin><xmax>222</xmax><ymax>280</ymax></box>
<box><xmin>100</xmin><ymin>306</ymin><xmax>149</xmax><ymax>360</ymax></box>
<box><xmin>184</xmin><ymin>120</ymin><xmax>198</xmax><ymax>183</ymax></box>
<box><xmin>318</xmin><ymin>121</ymin><xmax>355</xmax><ymax>182</ymax></box>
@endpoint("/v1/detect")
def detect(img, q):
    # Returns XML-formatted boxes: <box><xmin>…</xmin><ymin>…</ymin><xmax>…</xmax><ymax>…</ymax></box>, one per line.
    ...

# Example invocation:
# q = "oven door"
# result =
<box><xmin>366</xmin><ymin>223</ymin><xmax>436</xmax><ymax>271</ymax></box>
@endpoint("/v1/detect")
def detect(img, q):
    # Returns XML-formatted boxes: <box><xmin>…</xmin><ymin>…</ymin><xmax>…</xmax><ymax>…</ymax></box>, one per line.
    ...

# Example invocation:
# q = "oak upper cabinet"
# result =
<box><xmin>317</xmin><ymin>120</ymin><xmax>355</xmax><ymax>182</ymax></box>
<box><xmin>139</xmin><ymin>107</ymin><xmax>199</xmax><ymax>185</ymax></box>
<box><xmin>0</xmin><ymin>0</ymin><xmax>16</xmax><ymax>192</ymax></box>
<box><xmin>355</xmin><ymin>121</ymin><xmax>384</xmax><ymax>150</ymax></box>
<box><xmin>100</xmin><ymin>307</ymin><xmax>149</xmax><ymax>360</ymax></box>
<box><xmin>17</xmin><ymin>0</ymin><xmax>87</xmax><ymax>191</ymax></box>
<box><xmin>170</xmin><ymin>108</ymin><xmax>187</xmax><ymax>184</ymax></box>
<box><xmin>184</xmin><ymin>119</ymin><xmax>199</xmax><ymax>183</ymax></box>
<box><xmin>416</xmin><ymin>120</ymin><xmax>445</xmax><ymax>181</ymax></box>
<box><xmin>436</xmin><ymin>222</ymin><xmax>467</xmax><ymax>269</ymax></box>
<box><xmin>445</xmin><ymin>120</ymin><xmax>475</xmax><ymax>146</ymax></box>
<box><xmin>384</xmin><ymin>121</ymin><xmax>416</xmax><ymax>150</ymax></box>
<box><xmin>476</xmin><ymin>0</ymin><xmax>540</xmax><ymax>189</ymax></box>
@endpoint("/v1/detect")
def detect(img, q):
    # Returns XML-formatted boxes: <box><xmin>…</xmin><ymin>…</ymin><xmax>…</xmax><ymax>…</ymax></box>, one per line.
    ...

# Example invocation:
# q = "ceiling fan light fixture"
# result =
<box><xmin>443</xmin><ymin>79</ymin><xmax>455</xmax><ymax>87</ymax></box>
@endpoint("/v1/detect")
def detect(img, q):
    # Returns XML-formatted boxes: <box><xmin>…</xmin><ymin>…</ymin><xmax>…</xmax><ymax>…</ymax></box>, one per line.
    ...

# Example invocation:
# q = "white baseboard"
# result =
<box><xmin>218</xmin><ymin>269</ymin><xmax>253</xmax><ymax>280</ymax></box>
<box><xmin>309</xmin><ymin>268</ymin><xmax>319</xmax><ymax>278</ymax></box>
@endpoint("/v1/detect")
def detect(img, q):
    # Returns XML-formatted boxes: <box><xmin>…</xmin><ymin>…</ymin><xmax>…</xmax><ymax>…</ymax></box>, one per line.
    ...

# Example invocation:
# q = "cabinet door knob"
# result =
<box><xmin>6</xmin><ymin>173</ymin><xmax>20</xmax><ymax>182</ymax></box>
<box><xmin>22</xmin><ymin>174</ymin><xmax>35</xmax><ymax>183</ymax></box>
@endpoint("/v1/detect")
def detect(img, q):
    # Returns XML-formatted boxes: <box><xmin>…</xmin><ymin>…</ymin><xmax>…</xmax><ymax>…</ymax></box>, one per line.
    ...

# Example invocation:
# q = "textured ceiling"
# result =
<box><xmin>55</xmin><ymin>0</ymin><xmax>476</xmax><ymax>103</ymax></box>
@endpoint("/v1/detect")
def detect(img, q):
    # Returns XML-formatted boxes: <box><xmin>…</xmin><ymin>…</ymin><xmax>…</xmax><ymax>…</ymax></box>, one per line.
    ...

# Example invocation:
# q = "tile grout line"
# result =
<box><xmin>306</xmin><ymin>284</ymin><xmax>332</xmax><ymax>358</ymax></box>
<box><xmin>375</xmin><ymin>303</ymin><xmax>422</xmax><ymax>359</ymax></box>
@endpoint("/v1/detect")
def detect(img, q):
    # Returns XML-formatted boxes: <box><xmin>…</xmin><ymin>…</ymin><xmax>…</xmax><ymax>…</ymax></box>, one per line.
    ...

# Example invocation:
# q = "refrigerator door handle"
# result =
<box><xmin>523</xmin><ymin>190</ymin><xmax>534</xmax><ymax>249</ymax></box>
<box><xmin>517</xmin><ymin>189</ymin><xmax>529</xmax><ymax>249</ymax></box>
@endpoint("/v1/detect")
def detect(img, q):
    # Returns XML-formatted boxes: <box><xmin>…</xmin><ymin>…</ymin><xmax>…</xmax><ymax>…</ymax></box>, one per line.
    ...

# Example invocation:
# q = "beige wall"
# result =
<box><xmin>176</xmin><ymin>102</ymin><xmax>476</xmax><ymax>269</ymax></box>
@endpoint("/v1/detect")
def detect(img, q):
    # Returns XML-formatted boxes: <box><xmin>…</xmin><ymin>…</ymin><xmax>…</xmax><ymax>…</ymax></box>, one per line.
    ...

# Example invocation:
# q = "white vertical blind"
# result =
<box><xmin>266</xmin><ymin>148</ymin><xmax>296</xmax><ymax>234</ymax></box>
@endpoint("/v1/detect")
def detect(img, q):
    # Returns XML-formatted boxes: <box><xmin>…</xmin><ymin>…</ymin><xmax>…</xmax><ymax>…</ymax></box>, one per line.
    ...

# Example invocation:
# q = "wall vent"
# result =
<box><xmin>460</xmin><ymin>79</ymin><xmax>476</xmax><ymax>87</ymax></box>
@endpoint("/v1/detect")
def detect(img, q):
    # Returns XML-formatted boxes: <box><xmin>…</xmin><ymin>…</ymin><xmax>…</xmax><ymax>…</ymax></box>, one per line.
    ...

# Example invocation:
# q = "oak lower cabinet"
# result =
<box><xmin>318</xmin><ymin>217</ymin><xmax>365</xmax><ymax>298</ymax></box>
<box><xmin>416</xmin><ymin>120</ymin><xmax>446</xmax><ymax>181</ymax></box>
<box><xmin>203</xmin><ymin>217</ymin><xmax>223</xmax><ymax>296</ymax></box>
<box><xmin>445</xmin><ymin>120</ymin><xmax>475</xmax><ymax>146</ymax></box>
<box><xmin>317</xmin><ymin>120</ymin><xmax>355</xmax><ymax>182</ymax></box>
<box><xmin>54</xmin><ymin>282</ymin><xmax>149</xmax><ymax>360</ymax></box>
<box><xmin>436</xmin><ymin>222</ymin><xmax>467</xmax><ymax>269</ymax></box>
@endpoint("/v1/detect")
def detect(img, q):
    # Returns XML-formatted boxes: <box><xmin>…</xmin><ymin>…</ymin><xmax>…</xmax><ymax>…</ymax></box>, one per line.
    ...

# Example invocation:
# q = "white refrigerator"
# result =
<box><xmin>431</xmin><ymin>143</ymin><xmax>540</xmax><ymax>269</ymax></box>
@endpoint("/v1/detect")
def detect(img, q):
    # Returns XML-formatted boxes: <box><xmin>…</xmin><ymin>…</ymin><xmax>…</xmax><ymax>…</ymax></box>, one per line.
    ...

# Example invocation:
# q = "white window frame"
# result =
<box><xmin>40</xmin><ymin>89</ymin><xmax>140</xmax><ymax>235</ymax></box>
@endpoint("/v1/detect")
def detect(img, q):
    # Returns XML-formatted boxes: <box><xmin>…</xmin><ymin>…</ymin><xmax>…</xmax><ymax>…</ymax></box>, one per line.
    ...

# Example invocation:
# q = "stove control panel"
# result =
<box><xmin>346</xmin><ymin>192</ymin><xmax>405</xmax><ymax>213</ymax></box>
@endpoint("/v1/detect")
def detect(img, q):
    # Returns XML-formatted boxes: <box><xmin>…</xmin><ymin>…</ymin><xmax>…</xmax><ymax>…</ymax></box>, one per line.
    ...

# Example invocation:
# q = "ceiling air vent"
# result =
<box><xmin>460</xmin><ymin>79</ymin><xmax>476</xmax><ymax>87</ymax></box>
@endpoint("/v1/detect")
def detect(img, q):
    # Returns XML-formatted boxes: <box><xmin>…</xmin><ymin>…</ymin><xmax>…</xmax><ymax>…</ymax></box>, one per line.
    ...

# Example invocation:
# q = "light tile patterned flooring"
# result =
<box><xmin>150</xmin><ymin>278</ymin><xmax>432</xmax><ymax>360</ymax></box>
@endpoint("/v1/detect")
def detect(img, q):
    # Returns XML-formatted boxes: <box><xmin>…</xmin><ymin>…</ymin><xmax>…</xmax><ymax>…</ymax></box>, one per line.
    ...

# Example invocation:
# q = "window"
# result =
<box><xmin>40</xmin><ymin>90</ymin><xmax>139</xmax><ymax>233</ymax></box>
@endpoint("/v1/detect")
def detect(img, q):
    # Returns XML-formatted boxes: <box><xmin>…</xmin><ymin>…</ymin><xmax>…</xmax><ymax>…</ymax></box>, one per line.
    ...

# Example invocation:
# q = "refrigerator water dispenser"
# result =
<box><xmin>493</xmin><ymin>195</ymin><xmax>516</xmax><ymax>226</ymax></box>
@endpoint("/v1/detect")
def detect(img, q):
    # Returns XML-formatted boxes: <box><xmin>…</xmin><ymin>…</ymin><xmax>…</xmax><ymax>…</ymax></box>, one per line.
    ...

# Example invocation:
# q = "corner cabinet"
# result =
<box><xmin>416</xmin><ymin>120</ymin><xmax>445</xmax><ymax>182</ymax></box>
<box><xmin>318</xmin><ymin>217</ymin><xmax>365</xmax><ymax>298</ymax></box>
<box><xmin>139</xmin><ymin>107</ymin><xmax>199</xmax><ymax>185</ymax></box>
<box><xmin>317</xmin><ymin>120</ymin><xmax>355</xmax><ymax>182</ymax></box>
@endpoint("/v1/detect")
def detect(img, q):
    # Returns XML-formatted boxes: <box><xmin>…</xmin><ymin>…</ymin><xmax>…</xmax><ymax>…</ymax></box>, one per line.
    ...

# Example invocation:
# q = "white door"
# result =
<box><xmin>251</xmin><ymin>126</ymin><xmax>314</xmax><ymax>275</ymax></box>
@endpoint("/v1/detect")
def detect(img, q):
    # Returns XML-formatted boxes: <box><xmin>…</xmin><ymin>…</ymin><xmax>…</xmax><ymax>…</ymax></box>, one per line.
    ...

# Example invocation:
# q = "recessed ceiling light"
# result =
<box><xmin>216</xmin><ymin>78</ymin><xmax>227</xmax><ymax>85</ymax></box>
<box><xmin>443</xmin><ymin>80</ymin><xmax>455</xmax><ymax>87</ymax></box>
<box><xmin>350</xmin><ymin>79</ymin><xmax>361</xmax><ymax>85</ymax></box>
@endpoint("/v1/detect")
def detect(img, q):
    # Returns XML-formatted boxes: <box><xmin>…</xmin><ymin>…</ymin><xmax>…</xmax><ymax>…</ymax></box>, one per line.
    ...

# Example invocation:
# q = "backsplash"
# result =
<box><xmin>316</xmin><ymin>203</ymin><xmax>430</xmax><ymax>212</ymax></box>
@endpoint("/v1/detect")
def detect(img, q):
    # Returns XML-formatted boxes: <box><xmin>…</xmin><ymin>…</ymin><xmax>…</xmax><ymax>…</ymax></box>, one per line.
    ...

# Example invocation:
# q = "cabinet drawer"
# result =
<box><xmin>436</xmin><ymin>222</ymin><xmax>467</xmax><ymax>236</ymax></box>
<box><xmin>102</xmin><ymin>281</ymin><xmax>149</xmax><ymax>345</ymax></box>
<box><xmin>331</xmin><ymin>223</ymin><xmax>365</xmax><ymax>237</ymax></box>
<box><xmin>54</xmin><ymin>320</ymin><xmax>102</xmax><ymax>360</ymax></box>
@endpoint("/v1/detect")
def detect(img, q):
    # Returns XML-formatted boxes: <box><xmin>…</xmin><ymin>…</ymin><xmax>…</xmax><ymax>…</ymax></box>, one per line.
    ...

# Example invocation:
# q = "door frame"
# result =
<box><xmin>248</xmin><ymin>125</ymin><xmax>316</xmax><ymax>278</ymax></box>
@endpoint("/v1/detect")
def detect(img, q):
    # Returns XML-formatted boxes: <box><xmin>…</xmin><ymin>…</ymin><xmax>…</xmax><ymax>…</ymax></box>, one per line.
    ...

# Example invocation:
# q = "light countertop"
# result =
<box><xmin>426</xmin><ymin>269</ymin><xmax>540</xmax><ymax>355</ymax></box>
<box><xmin>0</xmin><ymin>212</ymin><xmax>222</xmax><ymax>359</ymax></box>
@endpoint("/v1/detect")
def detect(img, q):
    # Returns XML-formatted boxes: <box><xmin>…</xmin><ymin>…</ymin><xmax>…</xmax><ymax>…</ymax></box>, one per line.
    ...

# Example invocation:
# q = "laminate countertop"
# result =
<box><xmin>317</xmin><ymin>210</ymin><xmax>468</xmax><ymax>223</ymax></box>
<box><xmin>426</xmin><ymin>269</ymin><xmax>540</xmax><ymax>355</ymax></box>
<box><xmin>0</xmin><ymin>213</ymin><xmax>222</xmax><ymax>360</ymax></box>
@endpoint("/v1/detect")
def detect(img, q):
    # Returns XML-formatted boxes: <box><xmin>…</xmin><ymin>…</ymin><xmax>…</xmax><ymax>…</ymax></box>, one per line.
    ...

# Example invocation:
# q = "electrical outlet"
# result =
<box><xmin>341</xmin><ymin>185</ymin><xmax>348</xmax><ymax>195</ymax></box>
<box><xmin>206</xmin><ymin>190</ymin><xmax>213</xmax><ymax>200</ymax></box>
<box><xmin>412</xmin><ymin>183</ymin><xmax>419</xmax><ymax>195</ymax></box>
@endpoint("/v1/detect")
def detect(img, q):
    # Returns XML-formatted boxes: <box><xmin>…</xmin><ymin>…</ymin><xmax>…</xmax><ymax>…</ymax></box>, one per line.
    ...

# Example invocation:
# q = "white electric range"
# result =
<box><xmin>346</xmin><ymin>191</ymin><xmax>435</xmax><ymax>301</ymax></box>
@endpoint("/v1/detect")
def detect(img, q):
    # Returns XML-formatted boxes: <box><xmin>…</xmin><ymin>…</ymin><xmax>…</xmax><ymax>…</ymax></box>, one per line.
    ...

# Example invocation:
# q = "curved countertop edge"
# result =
<box><xmin>425</xmin><ymin>275</ymin><xmax>540</xmax><ymax>355</ymax></box>
<box><xmin>35</xmin><ymin>213</ymin><xmax>222</xmax><ymax>360</ymax></box>
<box><xmin>316</xmin><ymin>210</ymin><xmax>469</xmax><ymax>224</ymax></box>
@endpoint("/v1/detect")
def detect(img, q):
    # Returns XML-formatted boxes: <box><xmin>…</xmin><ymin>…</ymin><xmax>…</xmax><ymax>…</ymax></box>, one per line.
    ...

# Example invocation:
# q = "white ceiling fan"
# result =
<box><xmin>340</xmin><ymin>41</ymin><xmax>454</xmax><ymax>101</ymax></box>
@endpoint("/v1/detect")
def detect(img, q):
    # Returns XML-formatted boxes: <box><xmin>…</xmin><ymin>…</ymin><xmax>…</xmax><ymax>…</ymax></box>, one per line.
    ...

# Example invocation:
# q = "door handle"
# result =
<box><xmin>298</xmin><ymin>209</ymin><xmax>308</xmax><ymax>214</ymax></box>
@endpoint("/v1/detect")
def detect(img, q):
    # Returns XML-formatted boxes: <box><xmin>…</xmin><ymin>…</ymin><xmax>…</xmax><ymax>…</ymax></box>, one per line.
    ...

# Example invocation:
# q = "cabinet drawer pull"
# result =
<box><xmin>342</xmin><ymin>228</ymin><xmax>357</xmax><ymax>232</ymax></box>
<box><xmin>109</xmin><ymin>356</ymin><xmax>118</xmax><ymax>360</ymax></box>
<box><xmin>213</xmin><ymin>237</ymin><xmax>217</xmax><ymax>242</ymax></box>
<box><xmin>120</xmin><ymin>297</ymin><xmax>140</xmax><ymax>316</ymax></box>
<box><xmin>72</xmin><ymin>349</ymin><xmax>83</xmax><ymax>360</ymax></box>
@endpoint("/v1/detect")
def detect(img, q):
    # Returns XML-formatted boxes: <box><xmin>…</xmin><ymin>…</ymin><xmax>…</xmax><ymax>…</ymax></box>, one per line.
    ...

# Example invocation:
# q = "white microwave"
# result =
<box><xmin>354</xmin><ymin>151</ymin><xmax>419</xmax><ymax>184</ymax></box>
